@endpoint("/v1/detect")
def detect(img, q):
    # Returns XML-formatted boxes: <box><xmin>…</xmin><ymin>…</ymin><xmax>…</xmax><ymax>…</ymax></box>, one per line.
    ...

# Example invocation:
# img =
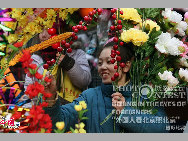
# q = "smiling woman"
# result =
<box><xmin>43</xmin><ymin>40</ymin><xmax>170</xmax><ymax>133</ymax></box>
<box><xmin>97</xmin><ymin>42</ymin><xmax>134</xmax><ymax>86</ymax></box>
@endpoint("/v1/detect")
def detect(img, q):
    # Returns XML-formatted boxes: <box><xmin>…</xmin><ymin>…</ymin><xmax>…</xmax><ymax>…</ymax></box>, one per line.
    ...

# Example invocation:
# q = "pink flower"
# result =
<box><xmin>184</xmin><ymin>12</ymin><xmax>188</xmax><ymax>21</ymax></box>
<box><xmin>180</xmin><ymin>42</ymin><xmax>188</xmax><ymax>58</ymax></box>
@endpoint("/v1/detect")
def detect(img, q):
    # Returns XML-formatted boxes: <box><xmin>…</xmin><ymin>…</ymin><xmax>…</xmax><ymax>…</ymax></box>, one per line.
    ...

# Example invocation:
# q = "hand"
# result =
<box><xmin>56</xmin><ymin>52</ymin><xmax>65</xmax><ymax>65</ymax></box>
<box><xmin>44</xmin><ymin>71</ymin><xmax>57</xmax><ymax>100</ymax></box>
<box><xmin>111</xmin><ymin>92</ymin><xmax>126</xmax><ymax>115</ymax></box>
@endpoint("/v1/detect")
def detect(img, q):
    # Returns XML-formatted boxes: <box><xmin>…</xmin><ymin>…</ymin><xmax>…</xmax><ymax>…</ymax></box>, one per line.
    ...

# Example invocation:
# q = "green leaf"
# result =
<box><xmin>28</xmin><ymin>68</ymin><xmax>35</xmax><ymax>75</ymax></box>
<box><xmin>54</xmin><ymin>129</ymin><xmax>61</xmax><ymax>133</ymax></box>
<box><xmin>148</xmin><ymin>27</ymin><xmax>162</xmax><ymax>43</ymax></box>
<box><xmin>79</xmin><ymin>109</ymin><xmax>88</xmax><ymax>120</ymax></box>
<box><xmin>145</xmin><ymin>46</ymin><xmax>154</xmax><ymax>57</ymax></box>
<box><xmin>136</xmin><ymin>8</ymin><xmax>142</xmax><ymax>15</ymax></box>
<box><xmin>168</xmin><ymin>68</ymin><xmax>174</xmax><ymax>72</ymax></box>
<box><xmin>8</xmin><ymin>45</ymin><xmax>19</xmax><ymax>51</ymax></box>
<box><xmin>62</xmin><ymin>129</ymin><xmax>65</xmax><ymax>133</ymax></box>
<box><xmin>144</xmin><ymin>8</ymin><xmax>164</xmax><ymax>19</ymax></box>
<box><xmin>82</xmin><ymin>109</ymin><xmax>88</xmax><ymax>114</ymax></box>
<box><xmin>70</xmin><ymin>127</ymin><xmax>75</xmax><ymax>133</ymax></box>
<box><xmin>81</xmin><ymin>117</ymin><xmax>89</xmax><ymax>121</ymax></box>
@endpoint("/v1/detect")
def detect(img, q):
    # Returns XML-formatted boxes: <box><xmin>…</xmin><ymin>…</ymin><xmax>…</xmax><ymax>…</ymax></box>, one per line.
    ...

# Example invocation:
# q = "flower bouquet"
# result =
<box><xmin>106</xmin><ymin>8</ymin><xmax>188</xmax><ymax>113</ymax></box>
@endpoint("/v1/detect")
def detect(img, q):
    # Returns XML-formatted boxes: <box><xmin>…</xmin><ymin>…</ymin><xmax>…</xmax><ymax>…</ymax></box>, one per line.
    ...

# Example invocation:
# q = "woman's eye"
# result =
<box><xmin>107</xmin><ymin>60</ymin><xmax>111</xmax><ymax>64</ymax></box>
<box><xmin>98</xmin><ymin>62</ymin><xmax>102</xmax><ymax>66</ymax></box>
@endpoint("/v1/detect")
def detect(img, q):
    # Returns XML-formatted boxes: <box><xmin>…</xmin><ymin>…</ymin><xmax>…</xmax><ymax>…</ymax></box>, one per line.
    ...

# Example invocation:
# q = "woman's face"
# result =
<box><xmin>98</xmin><ymin>47</ymin><xmax>127</xmax><ymax>85</ymax></box>
<box><xmin>39</xmin><ymin>29</ymin><xmax>51</xmax><ymax>42</ymax></box>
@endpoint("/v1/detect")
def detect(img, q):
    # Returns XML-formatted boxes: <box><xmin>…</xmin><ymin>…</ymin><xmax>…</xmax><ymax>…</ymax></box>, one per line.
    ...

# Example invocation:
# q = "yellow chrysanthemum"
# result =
<box><xmin>47</xmin><ymin>9</ymin><xmax>56</xmax><ymax>19</ymax></box>
<box><xmin>43</xmin><ymin>20</ymin><xmax>55</xmax><ymax>29</ymax></box>
<box><xmin>7</xmin><ymin>34</ymin><xmax>18</xmax><ymax>44</ymax></box>
<box><xmin>67</xmin><ymin>8</ymin><xmax>79</xmax><ymax>14</ymax></box>
<box><xmin>23</xmin><ymin>22</ymin><xmax>36</xmax><ymax>35</ymax></box>
<box><xmin>75</xmin><ymin>124</ymin><xmax>79</xmax><ymax>128</ymax></box>
<box><xmin>26</xmin><ymin>8</ymin><xmax>34</xmax><ymax>15</ymax></box>
<box><xmin>35</xmin><ymin>17</ymin><xmax>44</xmax><ymax>25</ymax></box>
<box><xmin>0</xmin><ymin>44</ymin><xmax>6</xmax><ymax>51</ymax></box>
<box><xmin>19</xmin><ymin>15</ymin><xmax>29</xmax><ymax>28</ymax></box>
<box><xmin>59</xmin><ymin>10</ymin><xmax>68</xmax><ymax>21</ymax></box>
<box><xmin>140</xmin><ymin>20</ymin><xmax>160</xmax><ymax>32</ymax></box>
<box><xmin>74</xmin><ymin>129</ymin><xmax>79</xmax><ymax>133</ymax></box>
<box><xmin>11</xmin><ymin>9</ymin><xmax>22</xmax><ymax>19</ymax></box>
<box><xmin>79</xmin><ymin>129</ymin><xmax>86</xmax><ymax>133</ymax></box>
<box><xmin>56</xmin><ymin>122</ymin><xmax>65</xmax><ymax>130</ymax></box>
<box><xmin>119</xmin><ymin>8</ymin><xmax>142</xmax><ymax>23</ymax></box>
<box><xmin>79</xmin><ymin>101</ymin><xmax>87</xmax><ymax>109</ymax></box>
<box><xmin>74</xmin><ymin>105</ymin><xmax>82</xmax><ymax>112</ymax></box>
<box><xmin>4</xmin><ymin>22</ymin><xmax>17</xmax><ymax>30</ymax></box>
<box><xmin>75</xmin><ymin>122</ymin><xmax>85</xmax><ymax>129</ymax></box>
<box><xmin>0</xmin><ymin>57</ymin><xmax>8</xmax><ymax>68</ymax></box>
<box><xmin>120</xmin><ymin>28</ymin><xmax>149</xmax><ymax>46</ymax></box>
<box><xmin>79</xmin><ymin>122</ymin><xmax>85</xmax><ymax>129</ymax></box>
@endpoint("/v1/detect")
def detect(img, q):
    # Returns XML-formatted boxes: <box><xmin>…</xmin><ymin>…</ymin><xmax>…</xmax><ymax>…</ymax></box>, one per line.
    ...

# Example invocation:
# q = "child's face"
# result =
<box><xmin>98</xmin><ymin>47</ymin><xmax>126</xmax><ymax>85</ymax></box>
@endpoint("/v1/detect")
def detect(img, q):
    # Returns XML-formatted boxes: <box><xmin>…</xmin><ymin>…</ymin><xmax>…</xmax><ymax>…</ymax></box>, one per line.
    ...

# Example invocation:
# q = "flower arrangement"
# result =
<box><xmin>0</xmin><ymin>8</ymin><xmax>103</xmax><ymax>133</ymax></box>
<box><xmin>1</xmin><ymin>8</ymin><xmax>188</xmax><ymax>133</ymax></box>
<box><xmin>54</xmin><ymin>101</ymin><xmax>88</xmax><ymax>133</ymax></box>
<box><xmin>107</xmin><ymin>8</ymin><xmax>188</xmax><ymax>112</ymax></box>
<box><xmin>3</xmin><ymin>8</ymin><xmax>79</xmax><ymax>45</ymax></box>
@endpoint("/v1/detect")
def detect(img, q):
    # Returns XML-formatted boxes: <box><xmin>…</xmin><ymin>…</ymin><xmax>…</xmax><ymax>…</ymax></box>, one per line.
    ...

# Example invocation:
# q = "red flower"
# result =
<box><xmin>44</xmin><ymin>76</ymin><xmax>52</xmax><ymax>83</ymax></box>
<box><xmin>40</xmin><ymin>101</ymin><xmax>49</xmax><ymax>107</ymax></box>
<box><xmin>21</xmin><ymin>105</ymin><xmax>52</xmax><ymax>133</ymax></box>
<box><xmin>42</xmin><ymin>92</ymin><xmax>52</xmax><ymax>98</ymax></box>
<box><xmin>35</xmin><ymin>71</ymin><xmax>43</xmax><ymax>80</ymax></box>
<box><xmin>29</xmin><ymin>105</ymin><xmax>45</xmax><ymax>126</ymax></box>
<box><xmin>14</xmin><ymin>41</ymin><xmax>23</xmax><ymax>48</ymax></box>
<box><xmin>28</xmin><ymin>64</ymin><xmax>37</xmax><ymax>69</ymax></box>
<box><xmin>20</xmin><ymin>50</ymin><xmax>33</xmax><ymax>70</ymax></box>
<box><xmin>39</xmin><ymin>114</ymin><xmax>52</xmax><ymax>129</ymax></box>
<box><xmin>25</xmin><ymin>82</ymin><xmax>44</xmax><ymax>99</ymax></box>
<box><xmin>45</xmin><ymin>129</ymin><xmax>52</xmax><ymax>133</ymax></box>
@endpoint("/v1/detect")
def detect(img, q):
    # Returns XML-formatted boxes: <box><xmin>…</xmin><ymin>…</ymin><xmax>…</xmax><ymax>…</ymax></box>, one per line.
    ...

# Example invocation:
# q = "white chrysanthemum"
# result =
<box><xmin>162</xmin><ymin>8</ymin><xmax>171</xmax><ymax>18</ymax></box>
<box><xmin>166</xmin><ymin>37</ymin><xmax>182</xmax><ymax>55</ymax></box>
<box><xmin>155</xmin><ymin>32</ymin><xmax>182</xmax><ymax>56</ymax></box>
<box><xmin>158</xmin><ymin>70</ymin><xmax>173</xmax><ymax>80</ymax></box>
<box><xmin>155</xmin><ymin>32</ymin><xmax>171</xmax><ymax>54</ymax></box>
<box><xmin>158</xmin><ymin>70</ymin><xmax>179</xmax><ymax>87</ymax></box>
<box><xmin>162</xmin><ymin>8</ymin><xmax>183</xmax><ymax>23</ymax></box>
<box><xmin>179</xmin><ymin>68</ymin><xmax>188</xmax><ymax>82</ymax></box>
<box><xmin>179</xmin><ymin>57</ymin><xmax>188</xmax><ymax>67</ymax></box>
<box><xmin>167</xmin><ymin>76</ymin><xmax>180</xmax><ymax>87</ymax></box>
<box><xmin>176</xmin><ymin>21</ymin><xmax>188</xmax><ymax>36</ymax></box>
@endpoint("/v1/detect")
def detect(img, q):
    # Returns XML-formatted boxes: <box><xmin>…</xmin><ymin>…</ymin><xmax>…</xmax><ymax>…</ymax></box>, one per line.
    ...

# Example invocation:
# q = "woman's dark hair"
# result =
<box><xmin>97</xmin><ymin>41</ymin><xmax>135</xmax><ymax>81</ymax></box>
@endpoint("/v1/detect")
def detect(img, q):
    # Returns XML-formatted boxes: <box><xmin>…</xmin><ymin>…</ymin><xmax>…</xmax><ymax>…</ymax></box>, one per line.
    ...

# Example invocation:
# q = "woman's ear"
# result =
<box><xmin>123</xmin><ymin>61</ymin><xmax>132</xmax><ymax>73</ymax></box>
